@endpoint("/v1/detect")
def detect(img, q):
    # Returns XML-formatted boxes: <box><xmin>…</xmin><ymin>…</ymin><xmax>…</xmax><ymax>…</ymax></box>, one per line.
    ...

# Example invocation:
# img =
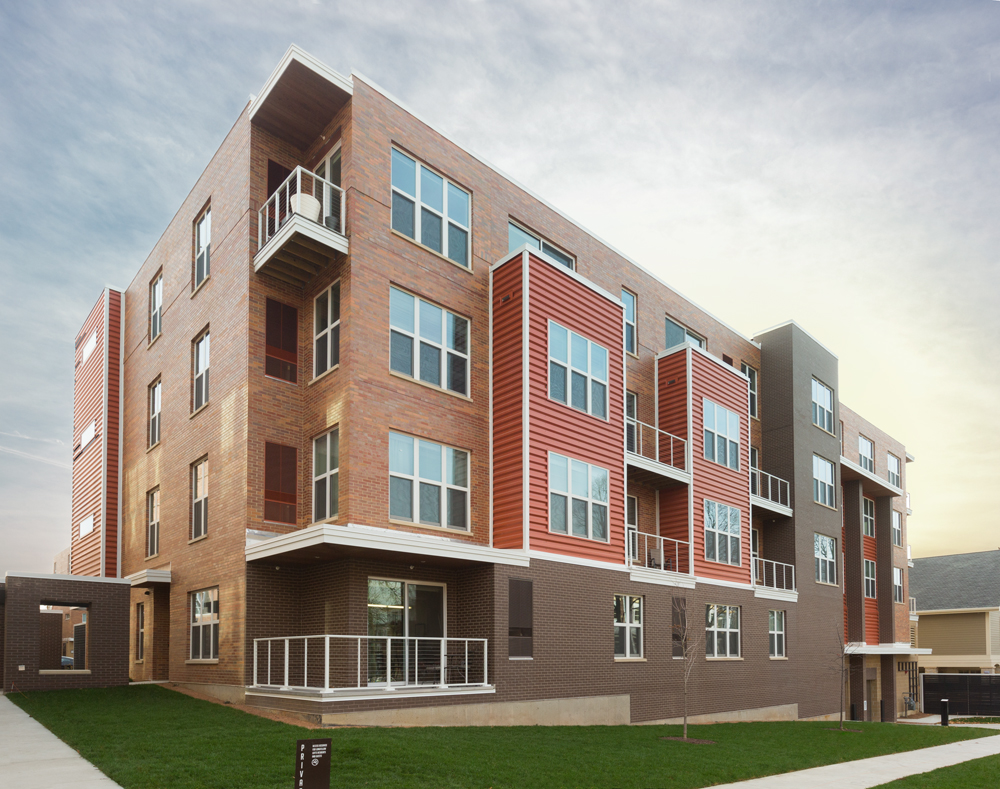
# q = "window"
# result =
<box><xmin>264</xmin><ymin>442</ymin><xmax>296</xmax><ymax>524</ymax></box>
<box><xmin>614</xmin><ymin>595</ymin><xmax>643</xmax><ymax>658</ymax></box>
<box><xmin>313</xmin><ymin>429</ymin><xmax>339</xmax><ymax>522</ymax></box>
<box><xmin>811</xmin><ymin>378</ymin><xmax>834</xmax><ymax>433</ymax></box>
<box><xmin>703</xmin><ymin>399</ymin><xmax>740</xmax><ymax>470</ymax></box>
<box><xmin>150</xmin><ymin>274</ymin><xmax>163</xmax><ymax>341</ymax></box>
<box><xmin>888</xmin><ymin>454</ymin><xmax>901</xmax><ymax>488</ymax></box>
<box><xmin>314</xmin><ymin>282</ymin><xmax>341</xmax><ymax>377</ymax></box>
<box><xmin>863</xmin><ymin>497</ymin><xmax>875</xmax><ymax>537</ymax></box>
<box><xmin>190</xmin><ymin>588</ymin><xmax>219</xmax><ymax>660</ymax></box>
<box><xmin>81</xmin><ymin>331</ymin><xmax>97</xmax><ymax>365</ymax></box>
<box><xmin>148</xmin><ymin>380</ymin><xmax>161</xmax><ymax>447</ymax></box>
<box><xmin>859</xmin><ymin>436</ymin><xmax>874</xmax><ymax>473</ymax></box>
<box><xmin>672</xmin><ymin>597</ymin><xmax>686</xmax><ymax>658</ymax></box>
<box><xmin>548</xmin><ymin>452</ymin><xmax>609</xmax><ymax>542</ymax></box>
<box><xmin>665</xmin><ymin>316</ymin><xmax>704</xmax><ymax>349</ymax></box>
<box><xmin>136</xmin><ymin>603</ymin><xmax>145</xmax><ymax>661</ymax></box>
<box><xmin>195</xmin><ymin>208</ymin><xmax>211</xmax><ymax>289</ymax></box>
<box><xmin>147</xmin><ymin>488</ymin><xmax>159</xmax><ymax>557</ymax></box>
<box><xmin>265</xmin><ymin>299</ymin><xmax>298</xmax><ymax>383</ymax></box>
<box><xmin>769</xmin><ymin>610</ymin><xmax>785</xmax><ymax>658</ymax></box>
<box><xmin>893</xmin><ymin>567</ymin><xmax>904</xmax><ymax>603</ymax></box>
<box><xmin>508</xmin><ymin>221</ymin><xmax>574</xmax><ymax>269</ymax></box>
<box><xmin>815</xmin><ymin>533</ymin><xmax>837</xmax><ymax>584</ymax></box>
<box><xmin>192</xmin><ymin>458</ymin><xmax>208</xmax><ymax>539</ymax></box>
<box><xmin>80</xmin><ymin>420</ymin><xmax>97</xmax><ymax>451</ymax></box>
<box><xmin>548</xmin><ymin>321</ymin><xmax>608</xmax><ymax>419</ymax></box>
<box><xmin>741</xmin><ymin>363</ymin><xmax>758</xmax><ymax>418</ymax></box>
<box><xmin>193</xmin><ymin>332</ymin><xmax>210</xmax><ymax>411</ymax></box>
<box><xmin>509</xmin><ymin>579</ymin><xmax>533</xmax><ymax>658</ymax></box>
<box><xmin>625</xmin><ymin>391</ymin><xmax>637</xmax><ymax>452</ymax></box>
<box><xmin>704</xmin><ymin>500</ymin><xmax>741</xmax><ymax>566</ymax></box>
<box><xmin>892</xmin><ymin>510</ymin><xmax>902</xmax><ymax>547</ymax></box>
<box><xmin>706</xmin><ymin>604</ymin><xmax>740</xmax><ymax>658</ymax></box>
<box><xmin>389</xmin><ymin>432</ymin><xmax>469</xmax><ymax>530</ymax></box>
<box><xmin>622</xmin><ymin>289</ymin><xmax>637</xmax><ymax>354</ymax></box>
<box><xmin>864</xmin><ymin>559</ymin><xmax>877</xmax><ymax>599</ymax></box>
<box><xmin>391</xmin><ymin>149</ymin><xmax>470</xmax><ymax>267</ymax></box>
<box><xmin>626</xmin><ymin>495</ymin><xmax>638</xmax><ymax>561</ymax></box>
<box><xmin>389</xmin><ymin>288</ymin><xmax>469</xmax><ymax>396</ymax></box>
<box><xmin>813</xmin><ymin>455</ymin><xmax>835</xmax><ymax>507</ymax></box>
<box><xmin>79</xmin><ymin>515</ymin><xmax>95</xmax><ymax>538</ymax></box>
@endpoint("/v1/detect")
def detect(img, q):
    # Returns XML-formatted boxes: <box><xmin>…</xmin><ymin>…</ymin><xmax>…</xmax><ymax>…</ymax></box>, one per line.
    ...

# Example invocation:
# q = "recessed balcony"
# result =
<box><xmin>625</xmin><ymin>417</ymin><xmax>690</xmax><ymax>488</ymax></box>
<box><xmin>750</xmin><ymin>469</ymin><xmax>793</xmax><ymax>518</ymax></box>
<box><xmin>254</xmin><ymin>166</ymin><xmax>348</xmax><ymax>287</ymax></box>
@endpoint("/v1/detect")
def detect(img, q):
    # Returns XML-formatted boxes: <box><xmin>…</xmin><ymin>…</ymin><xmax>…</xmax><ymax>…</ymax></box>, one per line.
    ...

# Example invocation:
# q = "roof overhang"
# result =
<box><xmin>845</xmin><ymin>642</ymin><xmax>932</xmax><ymax>655</ymax></box>
<box><xmin>123</xmin><ymin>568</ymin><xmax>172</xmax><ymax>586</ymax></box>
<box><xmin>839</xmin><ymin>456</ymin><xmax>904</xmax><ymax>498</ymax></box>
<box><xmin>4</xmin><ymin>572</ymin><xmax>131</xmax><ymax>585</ymax></box>
<box><xmin>914</xmin><ymin>606</ymin><xmax>1000</xmax><ymax>616</ymax></box>
<box><xmin>249</xmin><ymin>45</ymin><xmax>352</xmax><ymax>151</ymax></box>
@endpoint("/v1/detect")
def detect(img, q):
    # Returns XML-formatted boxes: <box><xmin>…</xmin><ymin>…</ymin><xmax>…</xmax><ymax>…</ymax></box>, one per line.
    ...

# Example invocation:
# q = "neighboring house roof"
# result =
<box><xmin>910</xmin><ymin>550</ymin><xmax>1000</xmax><ymax>611</ymax></box>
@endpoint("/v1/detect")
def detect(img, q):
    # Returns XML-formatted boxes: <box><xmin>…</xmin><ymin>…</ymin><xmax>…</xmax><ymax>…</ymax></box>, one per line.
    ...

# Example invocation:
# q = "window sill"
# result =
<box><xmin>264</xmin><ymin>373</ymin><xmax>298</xmax><ymax>387</ymax></box>
<box><xmin>309</xmin><ymin>364</ymin><xmax>340</xmax><ymax>387</ymax></box>
<box><xmin>188</xmin><ymin>534</ymin><xmax>208</xmax><ymax>545</ymax></box>
<box><xmin>191</xmin><ymin>275</ymin><xmax>210</xmax><ymax>298</ymax></box>
<box><xmin>387</xmin><ymin>518</ymin><xmax>473</xmax><ymax>537</ymax></box>
<box><xmin>814</xmin><ymin>501</ymin><xmax>838</xmax><ymax>512</ymax></box>
<box><xmin>815</xmin><ymin>580</ymin><xmax>840</xmax><ymax>588</ymax></box>
<box><xmin>703</xmin><ymin>557</ymin><xmax>743</xmax><ymax>568</ymax></box>
<box><xmin>190</xmin><ymin>402</ymin><xmax>210</xmax><ymax>419</ymax></box>
<box><xmin>508</xmin><ymin>656</ymin><xmax>533</xmax><ymax>661</ymax></box>
<box><xmin>769</xmin><ymin>656</ymin><xmax>788</xmax><ymax>661</ymax></box>
<box><xmin>40</xmin><ymin>669</ymin><xmax>91</xmax><ymax>675</ymax></box>
<box><xmin>614</xmin><ymin>657</ymin><xmax>647</xmax><ymax>662</ymax></box>
<box><xmin>146</xmin><ymin>441</ymin><xmax>161</xmax><ymax>454</ymax></box>
<box><xmin>147</xmin><ymin>333</ymin><xmax>162</xmax><ymax>351</ymax></box>
<box><xmin>144</xmin><ymin>553</ymin><xmax>159</xmax><ymax>562</ymax></box>
<box><xmin>389</xmin><ymin>370</ymin><xmax>472</xmax><ymax>402</ymax></box>
<box><xmin>706</xmin><ymin>657</ymin><xmax>744</xmax><ymax>662</ymax></box>
<box><xmin>185</xmin><ymin>659</ymin><xmax>218</xmax><ymax>665</ymax></box>
<box><xmin>391</xmin><ymin>228</ymin><xmax>474</xmax><ymax>275</ymax></box>
<box><xmin>813</xmin><ymin>423</ymin><xmax>837</xmax><ymax>438</ymax></box>
<box><xmin>134</xmin><ymin>659</ymin><xmax>144</xmax><ymax>664</ymax></box>
<box><xmin>306</xmin><ymin>516</ymin><xmax>341</xmax><ymax>528</ymax></box>
<box><xmin>263</xmin><ymin>519</ymin><xmax>298</xmax><ymax>527</ymax></box>
<box><xmin>626</xmin><ymin>350</ymin><xmax>640</xmax><ymax>360</ymax></box>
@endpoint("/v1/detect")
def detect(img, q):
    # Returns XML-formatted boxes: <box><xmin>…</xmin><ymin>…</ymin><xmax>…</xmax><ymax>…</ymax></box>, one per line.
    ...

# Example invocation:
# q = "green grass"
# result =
<box><xmin>8</xmin><ymin>686</ymin><xmax>999</xmax><ymax>789</ymax></box>
<box><xmin>873</xmin><ymin>754</ymin><xmax>1000</xmax><ymax>787</ymax></box>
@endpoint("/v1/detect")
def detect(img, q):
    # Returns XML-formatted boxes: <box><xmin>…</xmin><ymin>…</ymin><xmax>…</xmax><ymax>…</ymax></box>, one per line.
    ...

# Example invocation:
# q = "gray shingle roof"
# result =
<box><xmin>909</xmin><ymin>550</ymin><xmax>1000</xmax><ymax>611</ymax></box>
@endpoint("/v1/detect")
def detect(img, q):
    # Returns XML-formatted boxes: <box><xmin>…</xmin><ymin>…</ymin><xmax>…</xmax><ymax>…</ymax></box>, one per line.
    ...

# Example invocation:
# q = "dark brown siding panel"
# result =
<box><xmin>508</xmin><ymin>578</ymin><xmax>533</xmax><ymax>658</ymax></box>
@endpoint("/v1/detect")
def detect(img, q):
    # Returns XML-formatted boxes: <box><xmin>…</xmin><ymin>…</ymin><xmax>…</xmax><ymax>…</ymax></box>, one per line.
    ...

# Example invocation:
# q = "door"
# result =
<box><xmin>867</xmin><ymin>679</ymin><xmax>877</xmax><ymax>722</ymax></box>
<box><xmin>367</xmin><ymin>579</ymin><xmax>445</xmax><ymax>685</ymax></box>
<box><xmin>315</xmin><ymin>145</ymin><xmax>343</xmax><ymax>232</ymax></box>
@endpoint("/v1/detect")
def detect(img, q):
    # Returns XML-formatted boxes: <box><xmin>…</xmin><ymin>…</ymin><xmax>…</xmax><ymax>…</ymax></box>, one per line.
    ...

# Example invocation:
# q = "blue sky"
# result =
<box><xmin>2</xmin><ymin>0</ymin><xmax>999</xmax><ymax>574</ymax></box>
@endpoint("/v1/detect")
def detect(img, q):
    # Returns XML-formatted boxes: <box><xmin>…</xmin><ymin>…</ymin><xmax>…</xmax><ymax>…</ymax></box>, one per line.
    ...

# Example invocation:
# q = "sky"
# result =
<box><xmin>2</xmin><ymin>0</ymin><xmax>999</xmax><ymax>575</ymax></box>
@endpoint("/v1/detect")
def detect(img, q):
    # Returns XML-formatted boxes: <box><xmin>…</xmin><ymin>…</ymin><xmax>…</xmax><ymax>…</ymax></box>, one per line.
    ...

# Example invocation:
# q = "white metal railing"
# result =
<box><xmin>625</xmin><ymin>417</ymin><xmax>687</xmax><ymax>472</ymax></box>
<box><xmin>910</xmin><ymin>597</ymin><xmax>917</xmax><ymax>614</ymax></box>
<box><xmin>258</xmin><ymin>166</ymin><xmax>346</xmax><ymax>251</ymax></box>
<box><xmin>753</xmin><ymin>557</ymin><xmax>796</xmax><ymax>591</ymax></box>
<box><xmin>751</xmin><ymin>469</ymin><xmax>791</xmax><ymax>508</ymax></box>
<box><xmin>252</xmin><ymin>635</ymin><xmax>487</xmax><ymax>692</ymax></box>
<box><xmin>627</xmin><ymin>529</ymin><xmax>689</xmax><ymax>574</ymax></box>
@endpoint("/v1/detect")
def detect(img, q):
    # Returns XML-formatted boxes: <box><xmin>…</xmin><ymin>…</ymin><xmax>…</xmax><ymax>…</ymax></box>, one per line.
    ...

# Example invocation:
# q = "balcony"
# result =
<box><xmin>254</xmin><ymin>166</ymin><xmax>348</xmax><ymax>287</ymax></box>
<box><xmin>750</xmin><ymin>469</ymin><xmax>793</xmax><ymax>518</ymax></box>
<box><xmin>753</xmin><ymin>557</ymin><xmax>796</xmax><ymax>592</ymax></box>
<box><xmin>625</xmin><ymin>530</ymin><xmax>693</xmax><ymax>587</ymax></box>
<box><xmin>249</xmin><ymin>634</ymin><xmax>491</xmax><ymax>701</ymax></box>
<box><xmin>625</xmin><ymin>417</ymin><xmax>690</xmax><ymax>487</ymax></box>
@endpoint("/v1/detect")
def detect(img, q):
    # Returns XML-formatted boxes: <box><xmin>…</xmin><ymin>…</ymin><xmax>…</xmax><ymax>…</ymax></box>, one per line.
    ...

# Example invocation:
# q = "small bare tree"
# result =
<box><xmin>829</xmin><ymin>622</ymin><xmax>862</xmax><ymax>731</ymax></box>
<box><xmin>673</xmin><ymin>597</ymin><xmax>704</xmax><ymax>740</ymax></box>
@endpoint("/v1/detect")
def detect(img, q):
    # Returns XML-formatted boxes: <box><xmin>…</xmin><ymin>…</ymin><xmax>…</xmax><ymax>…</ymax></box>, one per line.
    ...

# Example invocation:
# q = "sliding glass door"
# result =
<box><xmin>367</xmin><ymin>579</ymin><xmax>444</xmax><ymax>685</ymax></box>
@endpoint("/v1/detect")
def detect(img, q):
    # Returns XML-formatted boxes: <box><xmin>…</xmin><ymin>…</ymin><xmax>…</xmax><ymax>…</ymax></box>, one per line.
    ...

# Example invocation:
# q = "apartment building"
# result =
<box><xmin>66</xmin><ymin>45</ymin><xmax>925</xmax><ymax>725</ymax></box>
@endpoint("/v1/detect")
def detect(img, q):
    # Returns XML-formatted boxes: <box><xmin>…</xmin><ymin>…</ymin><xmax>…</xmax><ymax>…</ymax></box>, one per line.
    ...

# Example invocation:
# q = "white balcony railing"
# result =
<box><xmin>753</xmin><ymin>557</ymin><xmax>796</xmax><ymax>591</ymax></box>
<box><xmin>751</xmin><ymin>469</ymin><xmax>791</xmax><ymax>509</ymax></box>
<box><xmin>626</xmin><ymin>417</ymin><xmax>687</xmax><ymax>472</ymax></box>
<box><xmin>252</xmin><ymin>635</ymin><xmax>488</xmax><ymax>692</ymax></box>
<box><xmin>258</xmin><ymin>166</ymin><xmax>346</xmax><ymax>252</ymax></box>
<box><xmin>627</xmin><ymin>529</ymin><xmax>689</xmax><ymax>574</ymax></box>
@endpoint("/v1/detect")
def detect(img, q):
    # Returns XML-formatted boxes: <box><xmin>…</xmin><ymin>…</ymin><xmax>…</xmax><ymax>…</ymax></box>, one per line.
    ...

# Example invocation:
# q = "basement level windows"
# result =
<box><xmin>706</xmin><ymin>604</ymin><xmax>740</xmax><ymax>658</ymax></box>
<box><xmin>548</xmin><ymin>452</ymin><xmax>610</xmax><ymax>542</ymax></box>
<box><xmin>859</xmin><ymin>435</ymin><xmax>875</xmax><ymax>474</ymax></box>
<box><xmin>389</xmin><ymin>432</ymin><xmax>469</xmax><ymax>531</ymax></box>
<box><xmin>811</xmin><ymin>378</ymin><xmax>834</xmax><ymax>433</ymax></box>
<box><xmin>391</xmin><ymin>148</ymin><xmax>470</xmax><ymax>268</ymax></box>
<box><xmin>665</xmin><ymin>316</ymin><xmax>704</xmax><ymax>350</ymax></box>
<box><xmin>614</xmin><ymin>595</ymin><xmax>643</xmax><ymax>659</ymax></box>
<box><xmin>814</xmin><ymin>533</ymin><xmax>837</xmax><ymax>585</ymax></box>
<box><xmin>548</xmin><ymin>321</ymin><xmax>608</xmax><ymax>420</ymax></box>
<box><xmin>314</xmin><ymin>281</ymin><xmax>341</xmax><ymax>378</ymax></box>
<box><xmin>389</xmin><ymin>287</ymin><xmax>469</xmax><ymax>397</ymax></box>
<box><xmin>194</xmin><ymin>207</ymin><xmax>211</xmax><ymax>289</ymax></box>
<box><xmin>864</xmin><ymin>559</ymin><xmax>877</xmax><ymax>599</ymax></box>
<box><xmin>813</xmin><ymin>454</ymin><xmax>835</xmax><ymax>508</ymax></box>
<box><xmin>508</xmin><ymin>221</ymin><xmax>575</xmax><ymax>270</ymax></box>
<box><xmin>888</xmin><ymin>454</ymin><xmax>901</xmax><ymax>488</ymax></box>
<box><xmin>703</xmin><ymin>399</ymin><xmax>740</xmax><ymax>471</ymax></box>
<box><xmin>704</xmin><ymin>500</ymin><xmax>741</xmax><ymax>566</ymax></box>
<box><xmin>190</xmin><ymin>588</ymin><xmax>218</xmax><ymax>660</ymax></box>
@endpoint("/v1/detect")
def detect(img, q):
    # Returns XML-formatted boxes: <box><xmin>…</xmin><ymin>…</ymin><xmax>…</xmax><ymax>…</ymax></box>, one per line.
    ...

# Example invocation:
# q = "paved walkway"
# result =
<box><xmin>711</xmin><ymin>723</ymin><xmax>1000</xmax><ymax>788</ymax></box>
<box><xmin>0</xmin><ymin>693</ymin><xmax>122</xmax><ymax>788</ymax></box>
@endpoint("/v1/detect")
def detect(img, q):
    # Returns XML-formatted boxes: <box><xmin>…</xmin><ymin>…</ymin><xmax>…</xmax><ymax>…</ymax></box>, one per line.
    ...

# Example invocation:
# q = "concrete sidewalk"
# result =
<box><xmin>0</xmin><ymin>693</ymin><xmax>122</xmax><ymax>788</ymax></box>
<box><xmin>710</xmin><ymin>724</ymin><xmax>1000</xmax><ymax>788</ymax></box>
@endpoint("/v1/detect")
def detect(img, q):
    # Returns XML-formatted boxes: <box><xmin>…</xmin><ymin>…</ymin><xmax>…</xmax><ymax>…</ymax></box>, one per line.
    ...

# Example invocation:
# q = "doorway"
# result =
<box><xmin>367</xmin><ymin>579</ymin><xmax>445</xmax><ymax>685</ymax></box>
<box><xmin>867</xmin><ymin>679</ymin><xmax>878</xmax><ymax>722</ymax></box>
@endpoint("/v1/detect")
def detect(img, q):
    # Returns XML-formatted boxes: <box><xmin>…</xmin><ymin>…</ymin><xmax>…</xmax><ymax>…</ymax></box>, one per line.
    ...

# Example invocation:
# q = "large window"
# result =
<box><xmin>815</xmin><ymin>533</ymin><xmax>837</xmax><ymax>584</ymax></box>
<box><xmin>892</xmin><ymin>510</ymin><xmax>902</xmax><ymax>547</ymax></box>
<box><xmin>622</xmin><ymin>289</ymin><xmax>637</xmax><ymax>354</ymax></box>
<box><xmin>813</xmin><ymin>455</ymin><xmax>835</xmax><ymax>507</ymax></box>
<box><xmin>313</xmin><ymin>429</ymin><xmax>339</xmax><ymax>522</ymax></box>
<box><xmin>190</xmin><ymin>588</ymin><xmax>218</xmax><ymax>660</ymax></box>
<box><xmin>136</xmin><ymin>603</ymin><xmax>145</xmax><ymax>661</ymax></box>
<box><xmin>859</xmin><ymin>435</ymin><xmax>874</xmax><ymax>473</ymax></box>
<box><xmin>741</xmin><ymin>363</ymin><xmax>758</xmax><ymax>418</ymax></box>
<box><xmin>146</xmin><ymin>488</ymin><xmax>159</xmax><ymax>557</ymax></box>
<box><xmin>548</xmin><ymin>452</ymin><xmax>609</xmax><ymax>542</ymax></box>
<box><xmin>704</xmin><ymin>500</ymin><xmax>741</xmax><ymax>566</ymax></box>
<box><xmin>672</xmin><ymin>597</ymin><xmax>686</xmax><ymax>658</ymax></box>
<box><xmin>265</xmin><ymin>298</ymin><xmax>298</xmax><ymax>383</ymax></box>
<box><xmin>193</xmin><ymin>331</ymin><xmax>210</xmax><ymax>411</ymax></box>
<box><xmin>665</xmin><ymin>316</ymin><xmax>704</xmax><ymax>349</ymax></box>
<box><xmin>864</xmin><ymin>559</ymin><xmax>877</xmax><ymax>599</ymax></box>
<box><xmin>614</xmin><ymin>595</ymin><xmax>643</xmax><ymax>658</ymax></box>
<box><xmin>548</xmin><ymin>321</ymin><xmax>608</xmax><ymax>419</ymax></box>
<box><xmin>894</xmin><ymin>567</ymin><xmax>904</xmax><ymax>603</ymax></box>
<box><xmin>264</xmin><ymin>442</ymin><xmax>297</xmax><ymax>524</ymax></box>
<box><xmin>195</xmin><ymin>207</ymin><xmax>211</xmax><ymax>289</ymax></box>
<box><xmin>863</xmin><ymin>497</ymin><xmax>875</xmax><ymax>537</ymax></box>
<box><xmin>508</xmin><ymin>221</ymin><xmax>574</xmax><ymax>269</ymax></box>
<box><xmin>703</xmin><ymin>399</ymin><xmax>740</xmax><ymax>470</ymax></box>
<box><xmin>706</xmin><ymin>604</ymin><xmax>740</xmax><ymax>658</ymax></box>
<box><xmin>389</xmin><ymin>288</ymin><xmax>469</xmax><ymax>396</ymax></box>
<box><xmin>391</xmin><ymin>149</ymin><xmax>470</xmax><ymax>268</ymax></box>
<box><xmin>314</xmin><ymin>282</ymin><xmax>341</xmax><ymax>377</ymax></box>
<box><xmin>150</xmin><ymin>273</ymin><xmax>163</xmax><ymax>341</ymax></box>
<box><xmin>625</xmin><ymin>391</ymin><xmax>637</xmax><ymax>453</ymax></box>
<box><xmin>148</xmin><ymin>379</ymin><xmax>161</xmax><ymax>448</ymax></box>
<box><xmin>811</xmin><ymin>378</ymin><xmax>834</xmax><ymax>433</ymax></box>
<box><xmin>888</xmin><ymin>454</ymin><xmax>901</xmax><ymax>488</ymax></box>
<box><xmin>769</xmin><ymin>610</ymin><xmax>785</xmax><ymax>658</ymax></box>
<box><xmin>389</xmin><ymin>432</ymin><xmax>469</xmax><ymax>530</ymax></box>
<box><xmin>192</xmin><ymin>458</ymin><xmax>208</xmax><ymax>540</ymax></box>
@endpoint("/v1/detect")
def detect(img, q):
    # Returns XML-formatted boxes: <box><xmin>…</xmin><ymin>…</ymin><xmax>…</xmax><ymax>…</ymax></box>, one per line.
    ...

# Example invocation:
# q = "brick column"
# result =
<box><xmin>849</xmin><ymin>654</ymin><xmax>865</xmax><ymax>720</ymax></box>
<box><xmin>151</xmin><ymin>585</ymin><xmax>171</xmax><ymax>681</ymax></box>
<box><xmin>880</xmin><ymin>654</ymin><xmax>897</xmax><ymax>722</ymax></box>
<box><xmin>843</xmin><ymin>480</ymin><xmax>865</xmax><ymax>644</ymax></box>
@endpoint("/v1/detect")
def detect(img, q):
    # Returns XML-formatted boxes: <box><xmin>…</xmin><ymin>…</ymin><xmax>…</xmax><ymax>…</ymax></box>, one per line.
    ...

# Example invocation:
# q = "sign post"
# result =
<box><xmin>295</xmin><ymin>738</ymin><xmax>332</xmax><ymax>788</ymax></box>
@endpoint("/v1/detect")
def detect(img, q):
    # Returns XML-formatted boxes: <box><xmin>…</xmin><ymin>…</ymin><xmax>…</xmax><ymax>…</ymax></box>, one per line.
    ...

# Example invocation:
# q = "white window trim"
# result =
<box><xmin>864</xmin><ymin>559</ymin><xmax>877</xmax><ymax>599</ymax></box>
<box><xmin>769</xmin><ymin>610</ymin><xmax>785</xmax><ymax>658</ymax></box>
<box><xmin>190</xmin><ymin>587</ymin><xmax>219</xmax><ymax>660</ymax></box>
<box><xmin>888</xmin><ymin>454</ymin><xmax>901</xmax><ymax>488</ymax></box>
<box><xmin>149</xmin><ymin>380</ymin><xmax>161</xmax><ymax>447</ymax></box>
<box><xmin>893</xmin><ymin>567</ymin><xmax>904</xmax><ymax>604</ymax></box>
<box><xmin>704</xmin><ymin>499</ymin><xmax>742</xmax><ymax>567</ymax></box>
<box><xmin>547</xmin><ymin>452</ymin><xmax>611</xmax><ymax>543</ymax></box>
<box><xmin>195</xmin><ymin>208</ymin><xmax>211</xmax><ymax>289</ymax></box>
<box><xmin>313</xmin><ymin>280</ymin><xmax>341</xmax><ymax>379</ymax></box>
<box><xmin>547</xmin><ymin>320</ymin><xmax>610</xmax><ymax>421</ymax></box>
<box><xmin>811</xmin><ymin>378</ymin><xmax>834</xmax><ymax>434</ymax></box>
<box><xmin>147</xmin><ymin>488</ymin><xmax>159</xmax><ymax>557</ymax></box>
<box><xmin>508</xmin><ymin>219</ymin><xmax>575</xmax><ymax>269</ymax></box>
<box><xmin>741</xmin><ymin>363</ymin><xmax>758</xmax><ymax>419</ymax></box>
<box><xmin>192</xmin><ymin>458</ymin><xmax>208</xmax><ymax>540</ymax></box>
<box><xmin>703</xmin><ymin>398</ymin><xmax>741</xmax><ymax>471</ymax></box>
<box><xmin>813</xmin><ymin>454</ymin><xmax>835</xmax><ymax>508</ymax></box>
<box><xmin>892</xmin><ymin>510</ymin><xmax>902</xmax><ymax>548</ymax></box>
<box><xmin>388</xmin><ymin>432</ymin><xmax>470</xmax><ymax>531</ymax></box>
<box><xmin>150</xmin><ymin>274</ymin><xmax>163</xmax><ymax>341</ymax></box>
<box><xmin>706</xmin><ymin>604</ymin><xmax>740</xmax><ymax>658</ymax></box>
<box><xmin>814</xmin><ymin>533</ymin><xmax>837</xmax><ymax>585</ymax></box>
<box><xmin>862</xmin><ymin>497</ymin><xmax>875</xmax><ymax>538</ymax></box>
<box><xmin>312</xmin><ymin>428</ymin><xmax>340</xmax><ymax>523</ymax></box>
<box><xmin>622</xmin><ymin>289</ymin><xmax>637</xmax><ymax>355</ymax></box>
<box><xmin>137</xmin><ymin>602</ymin><xmax>145</xmax><ymax>661</ymax></box>
<box><xmin>859</xmin><ymin>435</ymin><xmax>875</xmax><ymax>474</ymax></box>
<box><xmin>193</xmin><ymin>332</ymin><xmax>210</xmax><ymax>411</ymax></box>
<box><xmin>389</xmin><ymin>286</ymin><xmax>470</xmax><ymax>397</ymax></box>
<box><xmin>614</xmin><ymin>594</ymin><xmax>643</xmax><ymax>659</ymax></box>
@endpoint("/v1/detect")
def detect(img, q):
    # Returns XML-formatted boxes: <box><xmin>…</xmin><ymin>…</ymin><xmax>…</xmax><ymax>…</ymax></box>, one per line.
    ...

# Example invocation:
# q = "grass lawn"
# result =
<box><xmin>873</xmin><ymin>754</ymin><xmax>1000</xmax><ymax>788</ymax></box>
<box><xmin>8</xmin><ymin>685</ymin><xmax>999</xmax><ymax>789</ymax></box>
